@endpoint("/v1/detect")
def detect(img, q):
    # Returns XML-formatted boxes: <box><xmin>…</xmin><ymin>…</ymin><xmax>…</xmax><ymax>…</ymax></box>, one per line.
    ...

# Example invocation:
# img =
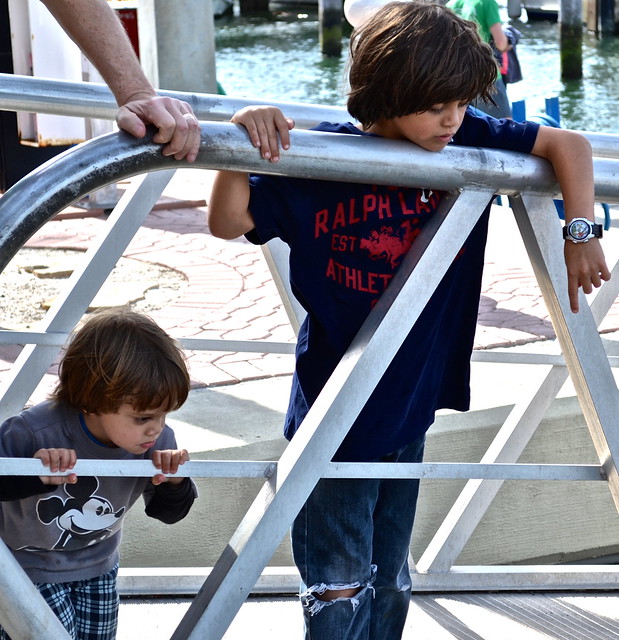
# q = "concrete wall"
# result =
<box><xmin>119</xmin><ymin>378</ymin><xmax>619</xmax><ymax>572</ymax></box>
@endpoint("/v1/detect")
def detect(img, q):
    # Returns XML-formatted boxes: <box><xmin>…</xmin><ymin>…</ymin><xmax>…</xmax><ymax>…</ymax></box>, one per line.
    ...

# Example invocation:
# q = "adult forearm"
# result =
<box><xmin>40</xmin><ymin>0</ymin><xmax>156</xmax><ymax>105</ymax></box>
<box><xmin>489</xmin><ymin>22</ymin><xmax>509</xmax><ymax>52</ymax></box>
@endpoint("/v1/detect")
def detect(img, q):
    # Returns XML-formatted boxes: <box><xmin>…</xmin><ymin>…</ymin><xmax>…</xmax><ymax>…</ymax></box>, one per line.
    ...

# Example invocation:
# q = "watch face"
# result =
<box><xmin>569</xmin><ymin>219</ymin><xmax>592</xmax><ymax>240</ymax></box>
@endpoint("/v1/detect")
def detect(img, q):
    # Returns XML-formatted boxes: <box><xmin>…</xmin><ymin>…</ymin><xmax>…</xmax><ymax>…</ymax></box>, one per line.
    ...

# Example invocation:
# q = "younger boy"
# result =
<box><xmin>207</xmin><ymin>2</ymin><xmax>610</xmax><ymax>638</ymax></box>
<box><xmin>0</xmin><ymin>309</ymin><xmax>197</xmax><ymax>640</ymax></box>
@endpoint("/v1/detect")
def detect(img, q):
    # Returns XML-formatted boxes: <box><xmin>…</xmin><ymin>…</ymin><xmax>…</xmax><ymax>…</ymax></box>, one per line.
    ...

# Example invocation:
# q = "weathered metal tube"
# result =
<box><xmin>0</xmin><ymin>73</ymin><xmax>348</xmax><ymax>130</ymax></box>
<box><xmin>1</xmin><ymin>121</ymin><xmax>618</xmax><ymax>274</ymax></box>
<box><xmin>0</xmin><ymin>122</ymin><xmax>549</xmax><ymax>272</ymax></box>
<box><xmin>1</xmin><ymin>74</ymin><xmax>619</xmax><ymax>157</ymax></box>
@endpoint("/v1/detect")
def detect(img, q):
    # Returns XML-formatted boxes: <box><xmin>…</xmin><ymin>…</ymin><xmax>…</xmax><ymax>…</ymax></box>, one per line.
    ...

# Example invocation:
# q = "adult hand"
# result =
<box><xmin>116</xmin><ymin>94</ymin><xmax>201</xmax><ymax>162</ymax></box>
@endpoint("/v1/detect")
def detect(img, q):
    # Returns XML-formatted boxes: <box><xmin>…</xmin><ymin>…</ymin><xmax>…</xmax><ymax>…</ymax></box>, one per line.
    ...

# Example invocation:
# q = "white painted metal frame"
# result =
<box><xmin>0</xmin><ymin>170</ymin><xmax>176</xmax><ymax>417</ymax></box>
<box><xmin>418</xmin><ymin>195</ymin><xmax>619</xmax><ymax>575</ymax></box>
<box><xmin>1</xmin><ymin>79</ymin><xmax>619</xmax><ymax>638</ymax></box>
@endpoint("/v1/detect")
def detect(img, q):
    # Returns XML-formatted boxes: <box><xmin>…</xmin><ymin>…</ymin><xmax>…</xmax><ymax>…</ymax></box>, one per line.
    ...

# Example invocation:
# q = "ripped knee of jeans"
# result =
<box><xmin>300</xmin><ymin>565</ymin><xmax>377</xmax><ymax>616</ymax></box>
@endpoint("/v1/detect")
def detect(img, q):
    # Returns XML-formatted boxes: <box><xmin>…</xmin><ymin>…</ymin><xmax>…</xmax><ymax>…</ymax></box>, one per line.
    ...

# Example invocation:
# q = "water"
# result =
<box><xmin>507</xmin><ymin>20</ymin><xmax>619</xmax><ymax>132</ymax></box>
<box><xmin>214</xmin><ymin>6</ymin><xmax>619</xmax><ymax>134</ymax></box>
<box><xmin>214</xmin><ymin>9</ymin><xmax>350</xmax><ymax>106</ymax></box>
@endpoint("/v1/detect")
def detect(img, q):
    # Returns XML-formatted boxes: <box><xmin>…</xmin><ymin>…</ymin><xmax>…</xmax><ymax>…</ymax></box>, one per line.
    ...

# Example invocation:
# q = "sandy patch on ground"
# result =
<box><xmin>0</xmin><ymin>247</ymin><xmax>187</xmax><ymax>329</ymax></box>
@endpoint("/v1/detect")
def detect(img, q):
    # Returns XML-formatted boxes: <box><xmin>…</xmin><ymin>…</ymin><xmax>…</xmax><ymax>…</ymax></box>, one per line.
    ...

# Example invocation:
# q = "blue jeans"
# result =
<box><xmin>291</xmin><ymin>435</ymin><xmax>425</xmax><ymax>640</ymax></box>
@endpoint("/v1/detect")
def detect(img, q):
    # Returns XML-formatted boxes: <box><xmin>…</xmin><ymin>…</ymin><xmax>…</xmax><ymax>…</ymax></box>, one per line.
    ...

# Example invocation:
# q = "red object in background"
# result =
<box><xmin>115</xmin><ymin>8</ymin><xmax>139</xmax><ymax>59</ymax></box>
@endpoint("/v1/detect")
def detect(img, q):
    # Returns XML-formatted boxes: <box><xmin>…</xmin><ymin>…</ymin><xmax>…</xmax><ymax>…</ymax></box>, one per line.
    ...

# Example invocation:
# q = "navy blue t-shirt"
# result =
<box><xmin>246</xmin><ymin>109</ymin><xmax>539</xmax><ymax>461</ymax></box>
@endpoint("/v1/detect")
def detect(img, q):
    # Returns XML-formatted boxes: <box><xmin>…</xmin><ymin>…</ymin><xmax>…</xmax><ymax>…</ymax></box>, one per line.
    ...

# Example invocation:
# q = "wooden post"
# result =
<box><xmin>560</xmin><ymin>0</ymin><xmax>583</xmax><ymax>80</ymax></box>
<box><xmin>585</xmin><ymin>0</ymin><xmax>599</xmax><ymax>32</ymax></box>
<box><xmin>599</xmin><ymin>0</ymin><xmax>615</xmax><ymax>33</ymax></box>
<box><xmin>239</xmin><ymin>0</ymin><xmax>269</xmax><ymax>13</ymax></box>
<box><xmin>319</xmin><ymin>0</ymin><xmax>343</xmax><ymax>57</ymax></box>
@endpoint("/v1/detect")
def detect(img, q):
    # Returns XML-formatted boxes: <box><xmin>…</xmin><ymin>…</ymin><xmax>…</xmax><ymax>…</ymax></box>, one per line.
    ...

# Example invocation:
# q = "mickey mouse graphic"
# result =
<box><xmin>34</xmin><ymin>476</ymin><xmax>125</xmax><ymax>550</ymax></box>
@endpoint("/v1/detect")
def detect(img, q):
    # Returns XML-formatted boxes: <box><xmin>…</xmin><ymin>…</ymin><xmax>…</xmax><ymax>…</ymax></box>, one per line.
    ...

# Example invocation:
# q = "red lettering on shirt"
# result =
<box><xmin>377</xmin><ymin>194</ymin><xmax>393</xmax><ymax>219</ymax></box>
<box><xmin>333</xmin><ymin>201</ymin><xmax>347</xmax><ymax>230</ymax></box>
<box><xmin>399</xmin><ymin>192</ymin><xmax>416</xmax><ymax>216</ymax></box>
<box><xmin>349</xmin><ymin>198</ymin><xmax>360</xmax><ymax>225</ymax></box>
<box><xmin>325</xmin><ymin>258</ymin><xmax>392</xmax><ymax>294</ymax></box>
<box><xmin>363</xmin><ymin>194</ymin><xmax>377</xmax><ymax>218</ymax></box>
<box><xmin>315</xmin><ymin>209</ymin><xmax>329</xmax><ymax>238</ymax></box>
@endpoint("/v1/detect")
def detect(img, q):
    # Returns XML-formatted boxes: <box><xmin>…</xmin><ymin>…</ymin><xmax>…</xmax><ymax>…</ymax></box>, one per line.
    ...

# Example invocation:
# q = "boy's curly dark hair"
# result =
<box><xmin>347</xmin><ymin>0</ymin><xmax>499</xmax><ymax>129</ymax></box>
<box><xmin>51</xmin><ymin>308</ymin><xmax>190</xmax><ymax>414</ymax></box>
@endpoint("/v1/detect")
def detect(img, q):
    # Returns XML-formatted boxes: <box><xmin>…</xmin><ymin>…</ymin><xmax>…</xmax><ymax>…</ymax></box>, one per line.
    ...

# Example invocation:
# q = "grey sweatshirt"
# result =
<box><xmin>0</xmin><ymin>401</ymin><xmax>197</xmax><ymax>583</ymax></box>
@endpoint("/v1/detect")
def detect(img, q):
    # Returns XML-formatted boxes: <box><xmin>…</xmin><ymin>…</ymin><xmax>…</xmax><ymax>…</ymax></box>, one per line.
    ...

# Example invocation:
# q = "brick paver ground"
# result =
<box><xmin>2</xmin><ymin>169</ymin><xmax>618</xmax><ymax>404</ymax></box>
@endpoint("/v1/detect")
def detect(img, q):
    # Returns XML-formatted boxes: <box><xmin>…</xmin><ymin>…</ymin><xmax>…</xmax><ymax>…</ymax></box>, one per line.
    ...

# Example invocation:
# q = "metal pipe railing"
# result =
<box><xmin>2</xmin><ymin>121</ymin><xmax>618</xmax><ymax>274</ymax></box>
<box><xmin>1</xmin><ymin>73</ymin><xmax>619</xmax><ymax>156</ymax></box>
<box><xmin>0</xmin><ymin>457</ymin><xmax>604</xmax><ymax>481</ymax></box>
<box><xmin>0</xmin><ymin>73</ymin><xmax>348</xmax><ymax>131</ymax></box>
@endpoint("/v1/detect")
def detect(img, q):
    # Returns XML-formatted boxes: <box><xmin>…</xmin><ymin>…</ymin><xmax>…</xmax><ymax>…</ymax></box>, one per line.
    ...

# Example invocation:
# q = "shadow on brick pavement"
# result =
<box><xmin>1</xmin><ymin>169</ymin><xmax>619</xmax><ymax>410</ymax></box>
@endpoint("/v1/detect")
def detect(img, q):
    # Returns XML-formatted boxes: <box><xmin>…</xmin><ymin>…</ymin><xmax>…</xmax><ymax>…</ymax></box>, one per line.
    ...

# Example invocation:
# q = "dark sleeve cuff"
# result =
<box><xmin>0</xmin><ymin>476</ymin><xmax>56</xmax><ymax>501</ymax></box>
<box><xmin>144</xmin><ymin>477</ymin><xmax>197</xmax><ymax>524</ymax></box>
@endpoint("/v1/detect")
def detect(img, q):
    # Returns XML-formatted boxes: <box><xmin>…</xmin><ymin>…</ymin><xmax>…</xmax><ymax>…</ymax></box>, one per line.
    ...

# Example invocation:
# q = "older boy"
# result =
<box><xmin>208</xmin><ymin>2</ymin><xmax>609</xmax><ymax>638</ymax></box>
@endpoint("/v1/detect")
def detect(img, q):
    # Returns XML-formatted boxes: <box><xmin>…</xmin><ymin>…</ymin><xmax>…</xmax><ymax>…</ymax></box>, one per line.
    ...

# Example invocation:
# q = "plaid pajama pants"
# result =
<box><xmin>0</xmin><ymin>564</ymin><xmax>119</xmax><ymax>640</ymax></box>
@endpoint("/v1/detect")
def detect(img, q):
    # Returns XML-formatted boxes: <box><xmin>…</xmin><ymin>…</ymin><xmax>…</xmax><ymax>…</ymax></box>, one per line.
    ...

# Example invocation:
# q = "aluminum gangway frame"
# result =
<box><xmin>1</xmin><ymin>79</ymin><xmax>619</xmax><ymax>639</ymax></box>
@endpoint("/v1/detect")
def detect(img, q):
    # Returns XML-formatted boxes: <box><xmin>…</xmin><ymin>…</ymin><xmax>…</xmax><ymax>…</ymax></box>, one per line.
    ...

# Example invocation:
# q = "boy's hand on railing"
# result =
<box><xmin>564</xmin><ymin>238</ymin><xmax>611</xmax><ymax>313</ymax></box>
<box><xmin>231</xmin><ymin>105</ymin><xmax>295</xmax><ymax>163</ymax></box>
<box><xmin>34</xmin><ymin>448</ymin><xmax>78</xmax><ymax>485</ymax></box>
<box><xmin>151</xmin><ymin>449</ymin><xmax>190</xmax><ymax>486</ymax></box>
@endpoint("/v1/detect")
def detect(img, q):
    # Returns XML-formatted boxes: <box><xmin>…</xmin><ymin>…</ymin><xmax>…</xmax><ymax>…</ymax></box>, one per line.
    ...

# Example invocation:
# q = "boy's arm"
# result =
<box><xmin>208</xmin><ymin>170</ymin><xmax>255</xmax><ymax>239</ymax></box>
<box><xmin>208</xmin><ymin>106</ymin><xmax>295</xmax><ymax>239</ymax></box>
<box><xmin>0</xmin><ymin>448</ymin><xmax>76</xmax><ymax>501</ymax></box>
<box><xmin>41</xmin><ymin>0</ymin><xmax>200</xmax><ymax>162</ymax></box>
<box><xmin>35</xmin><ymin>448</ymin><xmax>78</xmax><ymax>485</ymax></box>
<box><xmin>150</xmin><ymin>448</ymin><xmax>189</xmax><ymax>486</ymax></box>
<box><xmin>531</xmin><ymin>126</ymin><xmax>611</xmax><ymax>313</ymax></box>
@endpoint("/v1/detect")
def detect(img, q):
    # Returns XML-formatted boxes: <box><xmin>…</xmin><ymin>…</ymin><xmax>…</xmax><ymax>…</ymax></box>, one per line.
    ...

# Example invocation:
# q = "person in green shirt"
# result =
<box><xmin>447</xmin><ymin>0</ymin><xmax>512</xmax><ymax>118</ymax></box>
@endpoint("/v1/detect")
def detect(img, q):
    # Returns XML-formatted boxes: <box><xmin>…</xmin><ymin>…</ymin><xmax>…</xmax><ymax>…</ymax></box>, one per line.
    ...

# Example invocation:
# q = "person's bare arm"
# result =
<box><xmin>41</xmin><ymin>0</ymin><xmax>200</xmax><ymax>161</ymax></box>
<box><xmin>208</xmin><ymin>106</ymin><xmax>295</xmax><ymax>239</ymax></box>
<box><xmin>208</xmin><ymin>170</ymin><xmax>255</xmax><ymax>239</ymax></box>
<box><xmin>489</xmin><ymin>22</ymin><xmax>509</xmax><ymax>52</ymax></box>
<box><xmin>531</xmin><ymin>126</ymin><xmax>610</xmax><ymax>313</ymax></box>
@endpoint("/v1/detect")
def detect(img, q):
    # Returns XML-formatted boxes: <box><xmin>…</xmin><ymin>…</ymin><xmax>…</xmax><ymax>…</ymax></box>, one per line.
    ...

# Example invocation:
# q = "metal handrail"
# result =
<box><xmin>1</xmin><ymin>73</ymin><xmax>619</xmax><ymax>156</ymax></box>
<box><xmin>0</xmin><ymin>73</ymin><xmax>348</xmax><ymax>131</ymax></box>
<box><xmin>2</xmin><ymin>121</ymin><xmax>618</xmax><ymax>274</ymax></box>
<box><xmin>0</xmin><ymin>457</ymin><xmax>605</xmax><ymax>481</ymax></box>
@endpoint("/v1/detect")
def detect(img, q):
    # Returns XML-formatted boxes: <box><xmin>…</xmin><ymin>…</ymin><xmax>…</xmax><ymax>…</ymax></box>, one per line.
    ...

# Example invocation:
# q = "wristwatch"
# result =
<box><xmin>562</xmin><ymin>217</ymin><xmax>603</xmax><ymax>243</ymax></box>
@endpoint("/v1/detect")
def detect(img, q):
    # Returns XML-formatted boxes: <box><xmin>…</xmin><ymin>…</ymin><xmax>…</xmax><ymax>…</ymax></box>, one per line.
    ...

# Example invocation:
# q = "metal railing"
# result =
<box><xmin>2</xmin><ymin>74</ymin><xmax>619</xmax><ymax>640</ymax></box>
<box><xmin>2</xmin><ymin>73</ymin><xmax>619</xmax><ymax>155</ymax></box>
